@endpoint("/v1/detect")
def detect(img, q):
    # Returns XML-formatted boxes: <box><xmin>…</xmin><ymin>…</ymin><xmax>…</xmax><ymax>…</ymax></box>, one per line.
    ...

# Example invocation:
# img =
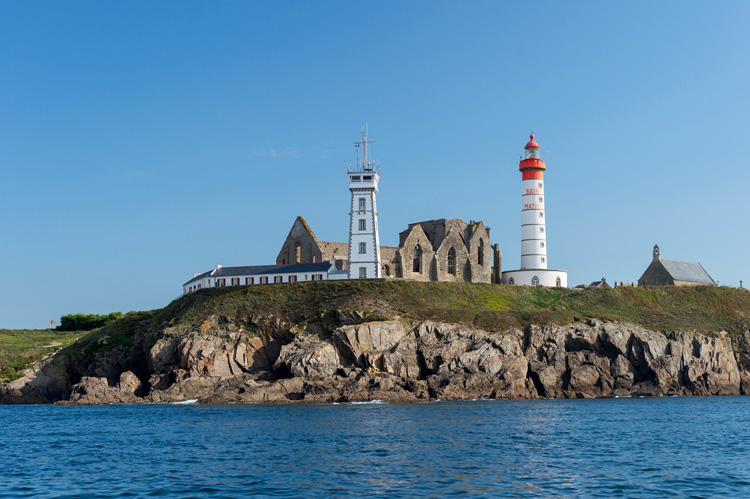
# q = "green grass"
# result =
<box><xmin>158</xmin><ymin>280</ymin><xmax>750</xmax><ymax>335</ymax></box>
<box><xmin>0</xmin><ymin>329</ymin><xmax>81</xmax><ymax>383</ymax></box>
<box><xmin>10</xmin><ymin>282</ymin><xmax>750</xmax><ymax>378</ymax></box>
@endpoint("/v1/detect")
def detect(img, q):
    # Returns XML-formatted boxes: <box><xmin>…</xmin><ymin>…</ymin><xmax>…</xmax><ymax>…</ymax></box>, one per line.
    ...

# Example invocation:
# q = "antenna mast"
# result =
<box><xmin>354</xmin><ymin>124</ymin><xmax>375</xmax><ymax>171</ymax></box>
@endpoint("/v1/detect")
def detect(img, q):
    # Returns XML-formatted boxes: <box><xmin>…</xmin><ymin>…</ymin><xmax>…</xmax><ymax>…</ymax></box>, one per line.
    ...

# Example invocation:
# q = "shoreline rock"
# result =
<box><xmin>2</xmin><ymin>318</ymin><xmax>748</xmax><ymax>405</ymax></box>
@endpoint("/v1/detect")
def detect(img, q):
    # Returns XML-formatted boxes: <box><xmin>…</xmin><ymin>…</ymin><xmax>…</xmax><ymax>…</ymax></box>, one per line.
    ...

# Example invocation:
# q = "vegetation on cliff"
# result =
<box><xmin>0</xmin><ymin>329</ymin><xmax>80</xmax><ymax>383</ymax></box>
<box><xmin>158</xmin><ymin>280</ymin><xmax>750</xmax><ymax>335</ymax></box>
<box><xmin>56</xmin><ymin>312</ymin><xmax>123</xmax><ymax>332</ymax></box>
<box><xmin>3</xmin><ymin>281</ymin><xmax>749</xmax><ymax>385</ymax></box>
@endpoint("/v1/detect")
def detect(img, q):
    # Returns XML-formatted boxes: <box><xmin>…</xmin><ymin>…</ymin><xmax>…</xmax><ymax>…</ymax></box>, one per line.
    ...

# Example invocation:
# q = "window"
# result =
<box><xmin>359</xmin><ymin>219</ymin><xmax>366</xmax><ymax>231</ymax></box>
<box><xmin>556</xmin><ymin>277</ymin><xmax>562</xmax><ymax>287</ymax></box>
<box><xmin>351</xmin><ymin>175</ymin><xmax>361</xmax><ymax>182</ymax></box>
<box><xmin>538</xmin><ymin>182</ymin><xmax>543</xmax><ymax>189</ymax></box>
<box><xmin>295</xmin><ymin>243</ymin><xmax>301</xmax><ymax>263</ymax></box>
<box><xmin>261</xmin><ymin>277</ymin><xmax>268</xmax><ymax>284</ymax></box>
<box><xmin>197</xmin><ymin>284</ymin><xmax>201</xmax><ymax>290</ymax></box>
<box><xmin>538</xmin><ymin>196</ymin><xmax>543</xmax><ymax>203</ymax></box>
<box><xmin>217</xmin><ymin>278</ymin><xmax>226</xmax><ymax>287</ymax></box>
<box><xmin>540</xmin><ymin>242</ymin><xmax>545</xmax><ymax>248</ymax></box>
<box><xmin>289</xmin><ymin>275</ymin><xmax>297</xmax><ymax>283</ymax></box>
<box><xmin>540</xmin><ymin>257</ymin><xmax>546</xmax><ymax>263</ymax></box>
<box><xmin>413</xmin><ymin>244</ymin><xmax>422</xmax><ymax>273</ymax></box>
<box><xmin>358</xmin><ymin>197</ymin><xmax>366</xmax><ymax>212</ymax></box>
<box><xmin>539</xmin><ymin>227</ymin><xmax>544</xmax><ymax>233</ymax></box>
<box><xmin>359</xmin><ymin>267</ymin><xmax>367</xmax><ymax>278</ymax></box>
<box><xmin>532</xmin><ymin>276</ymin><xmax>539</xmax><ymax>286</ymax></box>
<box><xmin>359</xmin><ymin>242</ymin><xmax>366</xmax><ymax>254</ymax></box>
<box><xmin>478</xmin><ymin>239</ymin><xmax>484</xmax><ymax>266</ymax></box>
<box><xmin>317</xmin><ymin>274</ymin><xmax>323</xmax><ymax>280</ymax></box>
<box><xmin>246</xmin><ymin>277</ymin><xmax>254</xmax><ymax>285</ymax></box>
<box><xmin>363</xmin><ymin>175</ymin><xmax>372</xmax><ymax>181</ymax></box>
<box><xmin>539</xmin><ymin>212</ymin><xmax>544</xmax><ymax>218</ymax></box>
<box><xmin>274</xmin><ymin>276</ymin><xmax>282</xmax><ymax>283</ymax></box>
<box><xmin>508</xmin><ymin>277</ymin><xmax>515</xmax><ymax>285</ymax></box>
<box><xmin>447</xmin><ymin>247</ymin><xmax>456</xmax><ymax>275</ymax></box>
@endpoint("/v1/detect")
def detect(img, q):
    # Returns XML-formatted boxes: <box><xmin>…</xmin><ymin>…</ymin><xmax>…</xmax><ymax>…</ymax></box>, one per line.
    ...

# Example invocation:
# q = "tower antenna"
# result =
<box><xmin>354</xmin><ymin>125</ymin><xmax>375</xmax><ymax>172</ymax></box>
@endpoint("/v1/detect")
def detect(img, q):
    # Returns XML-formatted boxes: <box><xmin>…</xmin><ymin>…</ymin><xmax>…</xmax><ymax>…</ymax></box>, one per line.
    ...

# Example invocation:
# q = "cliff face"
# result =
<box><xmin>2</xmin><ymin>314</ymin><xmax>748</xmax><ymax>405</ymax></box>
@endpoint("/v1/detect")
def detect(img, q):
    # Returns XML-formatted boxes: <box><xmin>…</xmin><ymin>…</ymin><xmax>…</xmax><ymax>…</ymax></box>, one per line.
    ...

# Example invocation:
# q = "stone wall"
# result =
<box><xmin>638</xmin><ymin>261</ymin><xmax>674</xmax><ymax>286</ymax></box>
<box><xmin>276</xmin><ymin>216</ymin><xmax>323</xmax><ymax>265</ymax></box>
<box><xmin>394</xmin><ymin>219</ymin><xmax>492</xmax><ymax>283</ymax></box>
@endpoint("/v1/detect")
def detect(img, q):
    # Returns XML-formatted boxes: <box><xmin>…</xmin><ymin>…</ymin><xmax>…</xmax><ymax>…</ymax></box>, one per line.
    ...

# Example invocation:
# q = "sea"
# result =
<box><xmin>2</xmin><ymin>397</ymin><xmax>750</xmax><ymax>498</ymax></box>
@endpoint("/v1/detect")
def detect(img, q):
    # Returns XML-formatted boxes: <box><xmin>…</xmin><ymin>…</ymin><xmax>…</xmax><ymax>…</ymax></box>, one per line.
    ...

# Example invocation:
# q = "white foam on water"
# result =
<box><xmin>350</xmin><ymin>400</ymin><xmax>386</xmax><ymax>405</ymax></box>
<box><xmin>171</xmin><ymin>399</ymin><xmax>198</xmax><ymax>405</ymax></box>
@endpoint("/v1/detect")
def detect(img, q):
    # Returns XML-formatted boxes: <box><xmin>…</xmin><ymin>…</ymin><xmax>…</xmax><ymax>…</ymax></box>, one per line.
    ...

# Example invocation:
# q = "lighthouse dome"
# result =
<box><xmin>525</xmin><ymin>134</ymin><xmax>540</xmax><ymax>149</ymax></box>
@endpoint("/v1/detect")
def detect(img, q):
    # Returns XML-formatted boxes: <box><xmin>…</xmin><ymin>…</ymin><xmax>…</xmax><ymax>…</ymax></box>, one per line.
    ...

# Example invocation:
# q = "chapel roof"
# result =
<box><xmin>660</xmin><ymin>259</ymin><xmax>715</xmax><ymax>285</ymax></box>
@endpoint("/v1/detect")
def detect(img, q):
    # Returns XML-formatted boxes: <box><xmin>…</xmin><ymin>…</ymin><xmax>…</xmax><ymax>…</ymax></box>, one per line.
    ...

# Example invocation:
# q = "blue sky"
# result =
<box><xmin>2</xmin><ymin>2</ymin><xmax>748</xmax><ymax>329</ymax></box>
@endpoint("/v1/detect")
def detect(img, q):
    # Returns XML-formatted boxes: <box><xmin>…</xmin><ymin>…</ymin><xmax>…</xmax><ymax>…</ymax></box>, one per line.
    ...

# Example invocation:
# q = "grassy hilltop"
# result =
<box><xmin>2</xmin><ymin>281</ymin><xmax>750</xmax><ymax>384</ymax></box>
<box><xmin>0</xmin><ymin>329</ymin><xmax>80</xmax><ymax>383</ymax></box>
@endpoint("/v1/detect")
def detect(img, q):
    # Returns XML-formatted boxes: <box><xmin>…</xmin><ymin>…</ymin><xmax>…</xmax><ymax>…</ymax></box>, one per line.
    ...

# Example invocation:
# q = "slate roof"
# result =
<box><xmin>184</xmin><ymin>262</ymin><xmax>332</xmax><ymax>286</ymax></box>
<box><xmin>661</xmin><ymin>259</ymin><xmax>715</xmax><ymax>285</ymax></box>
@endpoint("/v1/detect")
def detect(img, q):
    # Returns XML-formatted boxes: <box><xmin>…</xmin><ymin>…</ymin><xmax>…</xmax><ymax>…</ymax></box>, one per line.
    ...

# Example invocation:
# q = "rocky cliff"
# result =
<box><xmin>3</xmin><ymin>312</ymin><xmax>749</xmax><ymax>405</ymax></box>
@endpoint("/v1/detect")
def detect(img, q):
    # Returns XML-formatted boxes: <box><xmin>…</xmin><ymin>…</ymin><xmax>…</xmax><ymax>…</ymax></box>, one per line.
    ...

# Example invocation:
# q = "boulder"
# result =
<box><xmin>58</xmin><ymin>376</ymin><xmax>141</xmax><ymax>405</ymax></box>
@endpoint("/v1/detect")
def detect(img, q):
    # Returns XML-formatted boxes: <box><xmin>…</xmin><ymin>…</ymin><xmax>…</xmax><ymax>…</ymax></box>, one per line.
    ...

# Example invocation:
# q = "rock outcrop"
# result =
<box><xmin>2</xmin><ymin>316</ymin><xmax>748</xmax><ymax>405</ymax></box>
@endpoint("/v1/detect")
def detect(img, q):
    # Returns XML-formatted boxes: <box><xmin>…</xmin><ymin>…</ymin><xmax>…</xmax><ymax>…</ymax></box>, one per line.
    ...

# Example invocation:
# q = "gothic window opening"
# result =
<box><xmin>413</xmin><ymin>244</ymin><xmax>422</xmax><ymax>273</ymax></box>
<box><xmin>448</xmin><ymin>247</ymin><xmax>456</xmax><ymax>275</ymax></box>
<box><xmin>295</xmin><ymin>243</ymin><xmax>301</xmax><ymax>263</ymax></box>
<box><xmin>556</xmin><ymin>277</ymin><xmax>562</xmax><ymax>287</ymax></box>
<box><xmin>478</xmin><ymin>239</ymin><xmax>484</xmax><ymax>266</ymax></box>
<box><xmin>532</xmin><ymin>276</ymin><xmax>539</xmax><ymax>286</ymax></box>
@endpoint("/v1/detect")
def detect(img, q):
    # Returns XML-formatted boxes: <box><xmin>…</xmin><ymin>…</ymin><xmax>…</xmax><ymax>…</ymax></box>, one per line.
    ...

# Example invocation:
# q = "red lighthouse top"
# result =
<box><xmin>519</xmin><ymin>134</ymin><xmax>546</xmax><ymax>178</ymax></box>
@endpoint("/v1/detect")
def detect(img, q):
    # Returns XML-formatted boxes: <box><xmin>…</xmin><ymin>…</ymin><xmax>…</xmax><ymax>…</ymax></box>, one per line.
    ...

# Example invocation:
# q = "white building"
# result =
<box><xmin>502</xmin><ymin>135</ymin><xmax>568</xmax><ymax>287</ymax></box>
<box><xmin>346</xmin><ymin>127</ymin><xmax>382</xmax><ymax>279</ymax></box>
<box><xmin>183</xmin><ymin>261</ymin><xmax>337</xmax><ymax>295</ymax></box>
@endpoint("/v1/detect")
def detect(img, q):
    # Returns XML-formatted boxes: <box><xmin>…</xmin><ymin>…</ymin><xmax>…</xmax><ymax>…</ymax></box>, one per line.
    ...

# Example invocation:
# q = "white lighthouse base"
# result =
<box><xmin>502</xmin><ymin>269</ymin><xmax>568</xmax><ymax>287</ymax></box>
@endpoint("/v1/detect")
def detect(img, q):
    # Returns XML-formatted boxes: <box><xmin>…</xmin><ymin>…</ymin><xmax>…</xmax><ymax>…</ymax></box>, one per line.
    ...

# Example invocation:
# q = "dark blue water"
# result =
<box><xmin>2</xmin><ymin>397</ymin><xmax>750</xmax><ymax>498</ymax></box>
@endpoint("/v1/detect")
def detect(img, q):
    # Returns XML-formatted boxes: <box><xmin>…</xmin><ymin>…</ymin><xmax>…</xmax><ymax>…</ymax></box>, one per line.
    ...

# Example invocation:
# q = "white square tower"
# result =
<box><xmin>347</xmin><ymin>127</ymin><xmax>381</xmax><ymax>279</ymax></box>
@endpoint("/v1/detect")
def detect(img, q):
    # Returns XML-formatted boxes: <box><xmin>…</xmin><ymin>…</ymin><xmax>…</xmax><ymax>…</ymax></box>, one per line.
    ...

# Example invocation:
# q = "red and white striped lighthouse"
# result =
<box><xmin>519</xmin><ymin>135</ymin><xmax>547</xmax><ymax>270</ymax></box>
<box><xmin>502</xmin><ymin>134</ymin><xmax>567</xmax><ymax>287</ymax></box>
